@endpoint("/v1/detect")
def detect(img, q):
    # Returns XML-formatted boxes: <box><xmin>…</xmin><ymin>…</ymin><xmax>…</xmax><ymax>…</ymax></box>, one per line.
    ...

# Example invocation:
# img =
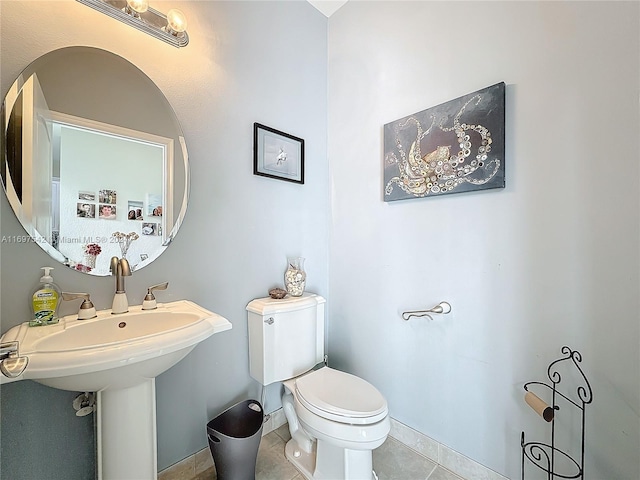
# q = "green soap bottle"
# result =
<box><xmin>30</xmin><ymin>267</ymin><xmax>62</xmax><ymax>327</ymax></box>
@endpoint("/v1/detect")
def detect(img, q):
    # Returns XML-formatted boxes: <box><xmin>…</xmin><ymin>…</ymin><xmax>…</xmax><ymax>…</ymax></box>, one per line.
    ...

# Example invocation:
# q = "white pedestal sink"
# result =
<box><xmin>0</xmin><ymin>300</ymin><xmax>232</xmax><ymax>479</ymax></box>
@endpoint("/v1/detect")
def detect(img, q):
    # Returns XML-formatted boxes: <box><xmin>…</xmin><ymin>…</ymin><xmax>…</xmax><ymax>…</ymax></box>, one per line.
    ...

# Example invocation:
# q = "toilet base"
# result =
<box><xmin>285</xmin><ymin>439</ymin><xmax>315</xmax><ymax>480</ymax></box>
<box><xmin>285</xmin><ymin>438</ymin><xmax>377</xmax><ymax>480</ymax></box>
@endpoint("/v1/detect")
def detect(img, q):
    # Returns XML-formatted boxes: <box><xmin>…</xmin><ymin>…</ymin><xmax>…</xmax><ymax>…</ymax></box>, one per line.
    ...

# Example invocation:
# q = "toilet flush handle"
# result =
<box><xmin>264</xmin><ymin>317</ymin><xmax>274</xmax><ymax>325</ymax></box>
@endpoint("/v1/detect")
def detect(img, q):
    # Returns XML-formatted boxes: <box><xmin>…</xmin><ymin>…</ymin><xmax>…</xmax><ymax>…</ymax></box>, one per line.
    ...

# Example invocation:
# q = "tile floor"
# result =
<box><xmin>189</xmin><ymin>423</ymin><xmax>465</xmax><ymax>480</ymax></box>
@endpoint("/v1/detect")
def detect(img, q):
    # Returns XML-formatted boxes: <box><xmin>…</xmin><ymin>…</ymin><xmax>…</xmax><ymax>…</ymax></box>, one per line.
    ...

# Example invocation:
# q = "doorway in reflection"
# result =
<box><xmin>52</xmin><ymin>119</ymin><xmax>169</xmax><ymax>274</ymax></box>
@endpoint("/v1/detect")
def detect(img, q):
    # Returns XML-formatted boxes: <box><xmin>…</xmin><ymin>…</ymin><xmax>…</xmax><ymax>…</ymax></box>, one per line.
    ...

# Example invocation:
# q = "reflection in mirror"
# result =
<box><xmin>2</xmin><ymin>47</ymin><xmax>189</xmax><ymax>276</ymax></box>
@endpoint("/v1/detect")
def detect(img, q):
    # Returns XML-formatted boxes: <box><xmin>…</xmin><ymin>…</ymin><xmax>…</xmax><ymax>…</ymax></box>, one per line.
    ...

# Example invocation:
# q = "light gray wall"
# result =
<box><xmin>1</xmin><ymin>0</ymin><xmax>328</xmax><ymax>477</ymax></box>
<box><xmin>327</xmin><ymin>2</ymin><xmax>639</xmax><ymax>479</ymax></box>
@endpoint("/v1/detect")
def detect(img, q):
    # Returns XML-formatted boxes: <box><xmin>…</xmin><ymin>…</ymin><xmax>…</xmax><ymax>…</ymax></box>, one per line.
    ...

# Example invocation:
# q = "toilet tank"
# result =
<box><xmin>247</xmin><ymin>293</ymin><xmax>326</xmax><ymax>386</ymax></box>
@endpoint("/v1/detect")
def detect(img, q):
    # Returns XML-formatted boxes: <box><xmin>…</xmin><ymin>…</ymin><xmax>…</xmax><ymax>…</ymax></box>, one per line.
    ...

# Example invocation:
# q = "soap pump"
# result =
<box><xmin>30</xmin><ymin>267</ymin><xmax>62</xmax><ymax>326</ymax></box>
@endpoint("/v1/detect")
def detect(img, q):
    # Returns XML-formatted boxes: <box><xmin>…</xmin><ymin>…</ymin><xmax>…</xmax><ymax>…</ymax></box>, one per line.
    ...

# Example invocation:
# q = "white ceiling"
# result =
<box><xmin>307</xmin><ymin>0</ymin><xmax>348</xmax><ymax>17</ymax></box>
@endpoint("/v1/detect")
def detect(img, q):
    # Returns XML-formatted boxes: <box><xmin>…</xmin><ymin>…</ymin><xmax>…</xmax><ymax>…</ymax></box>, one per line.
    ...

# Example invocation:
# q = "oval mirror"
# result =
<box><xmin>1</xmin><ymin>46</ymin><xmax>189</xmax><ymax>276</ymax></box>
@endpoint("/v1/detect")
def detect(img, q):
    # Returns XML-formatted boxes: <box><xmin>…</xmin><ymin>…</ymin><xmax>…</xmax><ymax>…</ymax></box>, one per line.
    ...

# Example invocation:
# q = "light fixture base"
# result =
<box><xmin>77</xmin><ymin>0</ymin><xmax>189</xmax><ymax>48</ymax></box>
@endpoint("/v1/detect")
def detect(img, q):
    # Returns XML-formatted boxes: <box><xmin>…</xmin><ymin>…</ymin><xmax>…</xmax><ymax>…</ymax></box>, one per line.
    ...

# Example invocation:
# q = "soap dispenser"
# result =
<box><xmin>30</xmin><ymin>267</ymin><xmax>62</xmax><ymax>326</ymax></box>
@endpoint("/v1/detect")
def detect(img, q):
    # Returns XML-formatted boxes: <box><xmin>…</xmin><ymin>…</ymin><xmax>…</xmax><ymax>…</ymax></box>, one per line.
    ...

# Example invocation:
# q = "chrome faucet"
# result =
<box><xmin>110</xmin><ymin>256</ymin><xmax>132</xmax><ymax>314</ymax></box>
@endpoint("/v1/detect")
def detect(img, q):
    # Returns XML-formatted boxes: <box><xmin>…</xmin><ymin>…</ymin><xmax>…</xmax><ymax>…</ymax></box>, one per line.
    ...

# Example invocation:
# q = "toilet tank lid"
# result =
<box><xmin>246</xmin><ymin>293</ymin><xmax>326</xmax><ymax>315</ymax></box>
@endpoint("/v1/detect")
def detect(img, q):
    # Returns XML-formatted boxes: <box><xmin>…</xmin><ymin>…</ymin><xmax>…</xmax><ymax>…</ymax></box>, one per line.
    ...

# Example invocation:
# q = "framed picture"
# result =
<box><xmin>383</xmin><ymin>82</ymin><xmax>505</xmax><ymax>201</ymax></box>
<box><xmin>147</xmin><ymin>193</ymin><xmax>162</xmax><ymax>216</ymax></box>
<box><xmin>78</xmin><ymin>191</ymin><xmax>96</xmax><ymax>201</ymax></box>
<box><xmin>98</xmin><ymin>204</ymin><xmax>116</xmax><ymax>219</ymax></box>
<box><xmin>77</xmin><ymin>202</ymin><xmax>96</xmax><ymax>218</ymax></box>
<box><xmin>142</xmin><ymin>223</ymin><xmax>158</xmax><ymax>236</ymax></box>
<box><xmin>99</xmin><ymin>189</ymin><xmax>117</xmax><ymax>204</ymax></box>
<box><xmin>253</xmin><ymin>123</ymin><xmax>304</xmax><ymax>184</ymax></box>
<box><xmin>127</xmin><ymin>201</ymin><xmax>144</xmax><ymax>220</ymax></box>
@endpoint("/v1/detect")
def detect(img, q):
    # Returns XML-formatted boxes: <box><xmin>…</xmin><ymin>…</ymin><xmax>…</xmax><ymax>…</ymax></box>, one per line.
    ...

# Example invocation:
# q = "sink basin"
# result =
<box><xmin>0</xmin><ymin>299</ymin><xmax>232</xmax><ymax>480</ymax></box>
<box><xmin>1</xmin><ymin>299</ymin><xmax>232</xmax><ymax>391</ymax></box>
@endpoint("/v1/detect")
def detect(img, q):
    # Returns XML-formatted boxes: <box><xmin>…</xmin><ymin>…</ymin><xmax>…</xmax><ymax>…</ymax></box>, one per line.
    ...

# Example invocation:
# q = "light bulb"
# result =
<box><xmin>166</xmin><ymin>9</ymin><xmax>187</xmax><ymax>34</ymax></box>
<box><xmin>126</xmin><ymin>0</ymin><xmax>149</xmax><ymax>14</ymax></box>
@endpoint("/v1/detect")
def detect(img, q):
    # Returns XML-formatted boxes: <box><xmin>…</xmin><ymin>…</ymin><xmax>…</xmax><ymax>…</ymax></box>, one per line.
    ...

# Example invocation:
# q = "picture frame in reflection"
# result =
<box><xmin>77</xmin><ymin>203</ymin><xmax>95</xmax><ymax>218</ymax></box>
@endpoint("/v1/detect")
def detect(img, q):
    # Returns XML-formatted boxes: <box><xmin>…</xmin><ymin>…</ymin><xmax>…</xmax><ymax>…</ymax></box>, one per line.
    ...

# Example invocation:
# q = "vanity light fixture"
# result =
<box><xmin>76</xmin><ymin>0</ymin><xmax>189</xmax><ymax>48</ymax></box>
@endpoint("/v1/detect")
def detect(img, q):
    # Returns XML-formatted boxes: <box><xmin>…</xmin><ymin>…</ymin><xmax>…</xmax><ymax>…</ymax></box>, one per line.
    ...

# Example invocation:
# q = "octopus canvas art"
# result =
<box><xmin>383</xmin><ymin>82</ymin><xmax>505</xmax><ymax>201</ymax></box>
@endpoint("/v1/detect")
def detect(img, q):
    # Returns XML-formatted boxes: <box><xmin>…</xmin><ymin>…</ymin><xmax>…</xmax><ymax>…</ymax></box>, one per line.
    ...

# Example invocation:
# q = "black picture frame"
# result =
<box><xmin>253</xmin><ymin>123</ymin><xmax>304</xmax><ymax>184</ymax></box>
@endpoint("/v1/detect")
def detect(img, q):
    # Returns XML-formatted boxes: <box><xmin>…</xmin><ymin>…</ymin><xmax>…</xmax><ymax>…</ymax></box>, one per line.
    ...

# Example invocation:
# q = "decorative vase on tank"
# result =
<box><xmin>284</xmin><ymin>257</ymin><xmax>306</xmax><ymax>297</ymax></box>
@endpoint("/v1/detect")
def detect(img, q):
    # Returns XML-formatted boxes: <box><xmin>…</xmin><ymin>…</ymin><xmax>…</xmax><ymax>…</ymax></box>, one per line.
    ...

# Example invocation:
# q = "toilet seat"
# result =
<box><xmin>294</xmin><ymin>367</ymin><xmax>388</xmax><ymax>425</ymax></box>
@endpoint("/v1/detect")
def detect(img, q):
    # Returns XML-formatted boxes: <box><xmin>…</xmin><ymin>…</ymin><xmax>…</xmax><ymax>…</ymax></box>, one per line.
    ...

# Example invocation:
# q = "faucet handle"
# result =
<box><xmin>62</xmin><ymin>292</ymin><xmax>97</xmax><ymax>320</ymax></box>
<box><xmin>142</xmin><ymin>282</ymin><xmax>168</xmax><ymax>310</ymax></box>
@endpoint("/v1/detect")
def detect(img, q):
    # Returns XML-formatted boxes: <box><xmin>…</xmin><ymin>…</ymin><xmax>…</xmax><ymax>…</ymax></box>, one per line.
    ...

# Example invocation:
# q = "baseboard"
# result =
<box><xmin>158</xmin><ymin>412</ymin><xmax>507</xmax><ymax>480</ymax></box>
<box><xmin>389</xmin><ymin>418</ymin><xmax>508</xmax><ymax>480</ymax></box>
<box><xmin>262</xmin><ymin>406</ymin><xmax>288</xmax><ymax>435</ymax></box>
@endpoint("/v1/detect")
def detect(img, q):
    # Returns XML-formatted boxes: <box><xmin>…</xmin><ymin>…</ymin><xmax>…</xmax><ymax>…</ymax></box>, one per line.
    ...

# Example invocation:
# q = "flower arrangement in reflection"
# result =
<box><xmin>112</xmin><ymin>232</ymin><xmax>139</xmax><ymax>258</ymax></box>
<box><xmin>85</xmin><ymin>243</ymin><xmax>102</xmax><ymax>256</ymax></box>
<box><xmin>80</xmin><ymin>242</ymin><xmax>102</xmax><ymax>270</ymax></box>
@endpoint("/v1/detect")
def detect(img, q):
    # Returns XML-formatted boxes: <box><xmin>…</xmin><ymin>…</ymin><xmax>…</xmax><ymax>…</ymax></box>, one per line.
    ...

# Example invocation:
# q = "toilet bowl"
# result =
<box><xmin>282</xmin><ymin>367</ymin><xmax>390</xmax><ymax>480</ymax></box>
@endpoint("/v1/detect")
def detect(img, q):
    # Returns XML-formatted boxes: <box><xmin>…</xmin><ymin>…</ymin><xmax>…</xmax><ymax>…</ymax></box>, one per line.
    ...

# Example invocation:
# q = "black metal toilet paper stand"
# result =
<box><xmin>521</xmin><ymin>346</ymin><xmax>593</xmax><ymax>480</ymax></box>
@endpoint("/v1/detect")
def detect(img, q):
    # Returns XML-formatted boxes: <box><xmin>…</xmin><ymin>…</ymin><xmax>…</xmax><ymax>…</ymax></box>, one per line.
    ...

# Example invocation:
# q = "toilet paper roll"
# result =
<box><xmin>524</xmin><ymin>391</ymin><xmax>554</xmax><ymax>422</ymax></box>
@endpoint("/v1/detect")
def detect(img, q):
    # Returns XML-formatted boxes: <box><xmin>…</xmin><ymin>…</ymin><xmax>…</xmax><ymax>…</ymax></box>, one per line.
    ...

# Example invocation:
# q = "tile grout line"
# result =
<box><xmin>424</xmin><ymin>462</ymin><xmax>438</xmax><ymax>479</ymax></box>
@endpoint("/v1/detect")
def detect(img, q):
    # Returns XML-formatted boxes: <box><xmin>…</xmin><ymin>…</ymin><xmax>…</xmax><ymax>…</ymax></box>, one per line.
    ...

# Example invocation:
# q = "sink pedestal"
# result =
<box><xmin>97</xmin><ymin>379</ymin><xmax>157</xmax><ymax>479</ymax></box>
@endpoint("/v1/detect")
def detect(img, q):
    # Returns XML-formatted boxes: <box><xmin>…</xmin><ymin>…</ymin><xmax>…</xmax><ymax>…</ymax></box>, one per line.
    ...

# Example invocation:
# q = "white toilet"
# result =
<box><xmin>247</xmin><ymin>293</ymin><xmax>389</xmax><ymax>480</ymax></box>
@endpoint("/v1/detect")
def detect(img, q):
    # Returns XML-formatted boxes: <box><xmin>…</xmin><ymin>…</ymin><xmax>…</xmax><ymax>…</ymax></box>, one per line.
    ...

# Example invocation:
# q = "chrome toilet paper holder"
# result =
<box><xmin>401</xmin><ymin>301</ymin><xmax>452</xmax><ymax>321</ymax></box>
